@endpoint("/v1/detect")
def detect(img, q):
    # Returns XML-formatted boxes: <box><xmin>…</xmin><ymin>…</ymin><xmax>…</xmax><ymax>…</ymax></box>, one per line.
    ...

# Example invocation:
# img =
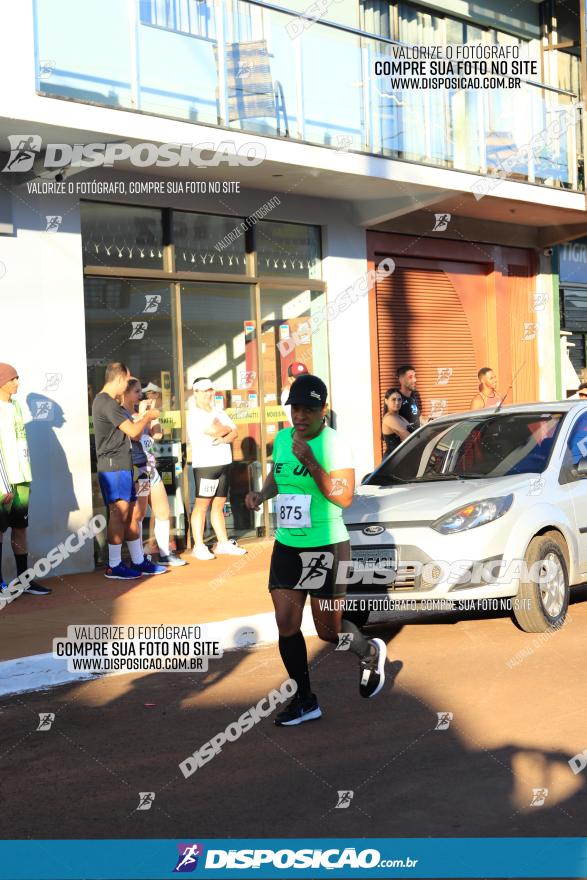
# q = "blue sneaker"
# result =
<box><xmin>0</xmin><ymin>581</ymin><xmax>8</xmax><ymax>592</ymax></box>
<box><xmin>104</xmin><ymin>563</ymin><xmax>142</xmax><ymax>580</ymax></box>
<box><xmin>158</xmin><ymin>552</ymin><xmax>187</xmax><ymax>567</ymax></box>
<box><xmin>135</xmin><ymin>556</ymin><xmax>167</xmax><ymax>576</ymax></box>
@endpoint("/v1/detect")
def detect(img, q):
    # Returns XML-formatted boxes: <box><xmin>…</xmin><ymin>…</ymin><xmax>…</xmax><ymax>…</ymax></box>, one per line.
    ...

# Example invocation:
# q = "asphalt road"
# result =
<box><xmin>2</xmin><ymin>590</ymin><xmax>587</xmax><ymax>850</ymax></box>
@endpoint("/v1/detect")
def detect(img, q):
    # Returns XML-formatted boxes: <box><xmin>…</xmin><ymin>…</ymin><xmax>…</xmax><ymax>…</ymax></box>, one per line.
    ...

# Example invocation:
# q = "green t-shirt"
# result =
<box><xmin>272</xmin><ymin>425</ymin><xmax>353</xmax><ymax>548</ymax></box>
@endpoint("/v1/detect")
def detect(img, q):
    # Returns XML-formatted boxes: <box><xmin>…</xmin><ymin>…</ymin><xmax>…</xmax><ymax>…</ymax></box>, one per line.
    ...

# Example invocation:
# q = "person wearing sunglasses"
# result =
<box><xmin>382</xmin><ymin>387</ymin><xmax>412</xmax><ymax>458</ymax></box>
<box><xmin>577</xmin><ymin>383</ymin><xmax>587</xmax><ymax>399</ymax></box>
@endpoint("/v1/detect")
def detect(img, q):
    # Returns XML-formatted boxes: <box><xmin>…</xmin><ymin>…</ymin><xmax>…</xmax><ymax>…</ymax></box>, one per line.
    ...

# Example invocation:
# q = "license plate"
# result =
<box><xmin>351</xmin><ymin>547</ymin><xmax>397</xmax><ymax>571</ymax></box>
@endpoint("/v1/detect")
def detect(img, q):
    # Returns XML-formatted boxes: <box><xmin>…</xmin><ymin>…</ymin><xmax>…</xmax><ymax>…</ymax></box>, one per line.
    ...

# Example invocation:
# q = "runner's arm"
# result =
<box><xmin>305</xmin><ymin>464</ymin><xmax>355</xmax><ymax>509</ymax></box>
<box><xmin>292</xmin><ymin>434</ymin><xmax>355</xmax><ymax>508</ymax></box>
<box><xmin>245</xmin><ymin>466</ymin><xmax>277</xmax><ymax>510</ymax></box>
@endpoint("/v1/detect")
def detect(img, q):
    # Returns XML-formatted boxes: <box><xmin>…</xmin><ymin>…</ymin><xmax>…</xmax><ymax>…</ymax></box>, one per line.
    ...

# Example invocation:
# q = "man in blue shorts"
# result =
<box><xmin>92</xmin><ymin>362</ymin><xmax>166</xmax><ymax>579</ymax></box>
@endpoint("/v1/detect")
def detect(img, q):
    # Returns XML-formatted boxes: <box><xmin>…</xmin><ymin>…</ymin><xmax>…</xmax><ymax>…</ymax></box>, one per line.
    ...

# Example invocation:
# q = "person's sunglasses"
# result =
<box><xmin>579</xmin><ymin>392</ymin><xmax>587</xmax><ymax>398</ymax></box>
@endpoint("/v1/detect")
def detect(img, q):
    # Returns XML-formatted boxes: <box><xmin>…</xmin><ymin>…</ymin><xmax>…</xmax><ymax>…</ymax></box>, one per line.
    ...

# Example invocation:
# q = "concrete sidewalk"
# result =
<box><xmin>0</xmin><ymin>540</ymin><xmax>318</xmax><ymax>695</ymax></box>
<box><xmin>0</xmin><ymin>542</ymin><xmax>276</xmax><ymax>661</ymax></box>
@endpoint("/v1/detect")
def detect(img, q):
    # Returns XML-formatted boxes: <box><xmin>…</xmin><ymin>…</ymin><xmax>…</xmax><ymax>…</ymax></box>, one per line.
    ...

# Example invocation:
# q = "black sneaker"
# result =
<box><xmin>359</xmin><ymin>638</ymin><xmax>386</xmax><ymax>698</ymax></box>
<box><xmin>24</xmin><ymin>581</ymin><xmax>52</xmax><ymax>596</ymax></box>
<box><xmin>274</xmin><ymin>693</ymin><xmax>322</xmax><ymax>726</ymax></box>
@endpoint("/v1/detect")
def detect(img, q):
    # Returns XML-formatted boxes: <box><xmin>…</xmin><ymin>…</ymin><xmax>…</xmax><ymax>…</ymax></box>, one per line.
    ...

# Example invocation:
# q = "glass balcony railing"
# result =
<box><xmin>34</xmin><ymin>0</ymin><xmax>583</xmax><ymax>191</ymax></box>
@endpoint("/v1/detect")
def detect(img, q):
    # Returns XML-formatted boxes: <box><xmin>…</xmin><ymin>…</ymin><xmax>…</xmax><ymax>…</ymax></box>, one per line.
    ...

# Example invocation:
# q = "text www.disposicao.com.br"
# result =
<box><xmin>71</xmin><ymin>657</ymin><xmax>205</xmax><ymax>672</ymax></box>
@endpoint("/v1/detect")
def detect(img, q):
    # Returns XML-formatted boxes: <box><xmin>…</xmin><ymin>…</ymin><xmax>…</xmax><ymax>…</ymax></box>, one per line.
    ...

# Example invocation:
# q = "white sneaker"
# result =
<box><xmin>215</xmin><ymin>541</ymin><xmax>247</xmax><ymax>556</ymax></box>
<box><xmin>192</xmin><ymin>544</ymin><xmax>215</xmax><ymax>561</ymax></box>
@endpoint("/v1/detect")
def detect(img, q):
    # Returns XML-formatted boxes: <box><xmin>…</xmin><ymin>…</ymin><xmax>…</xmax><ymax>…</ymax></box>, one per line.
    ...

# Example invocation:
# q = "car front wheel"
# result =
<box><xmin>513</xmin><ymin>532</ymin><xmax>569</xmax><ymax>633</ymax></box>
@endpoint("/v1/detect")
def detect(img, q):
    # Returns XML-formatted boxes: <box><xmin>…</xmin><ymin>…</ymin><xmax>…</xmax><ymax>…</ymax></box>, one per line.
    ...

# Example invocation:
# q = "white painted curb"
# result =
<box><xmin>0</xmin><ymin>609</ymin><xmax>319</xmax><ymax>698</ymax></box>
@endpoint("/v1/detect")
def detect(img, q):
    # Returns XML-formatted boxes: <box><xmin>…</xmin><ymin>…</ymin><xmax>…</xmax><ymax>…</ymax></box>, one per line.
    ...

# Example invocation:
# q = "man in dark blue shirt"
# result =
<box><xmin>397</xmin><ymin>364</ymin><xmax>421</xmax><ymax>429</ymax></box>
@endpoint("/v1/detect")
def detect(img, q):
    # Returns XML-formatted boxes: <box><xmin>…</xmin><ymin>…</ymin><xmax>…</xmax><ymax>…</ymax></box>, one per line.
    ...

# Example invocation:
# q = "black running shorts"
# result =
<box><xmin>0</xmin><ymin>482</ymin><xmax>30</xmax><ymax>532</ymax></box>
<box><xmin>269</xmin><ymin>539</ymin><xmax>350</xmax><ymax>598</ymax></box>
<box><xmin>193</xmin><ymin>464</ymin><xmax>230</xmax><ymax>499</ymax></box>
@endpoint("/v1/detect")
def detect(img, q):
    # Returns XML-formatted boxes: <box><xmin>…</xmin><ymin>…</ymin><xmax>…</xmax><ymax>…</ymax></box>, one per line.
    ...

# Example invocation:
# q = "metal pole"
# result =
<box><xmin>216</xmin><ymin>0</ymin><xmax>229</xmax><ymax>125</ymax></box>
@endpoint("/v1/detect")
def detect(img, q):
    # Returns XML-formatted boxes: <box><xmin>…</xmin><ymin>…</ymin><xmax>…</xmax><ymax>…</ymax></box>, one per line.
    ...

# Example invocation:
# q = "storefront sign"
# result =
<box><xmin>559</xmin><ymin>239</ymin><xmax>587</xmax><ymax>284</ymax></box>
<box><xmin>89</xmin><ymin>407</ymin><xmax>287</xmax><ymax>435</ymax></box>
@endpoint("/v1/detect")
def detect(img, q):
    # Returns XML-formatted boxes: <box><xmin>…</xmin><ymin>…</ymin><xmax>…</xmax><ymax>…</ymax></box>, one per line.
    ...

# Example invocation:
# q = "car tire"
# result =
<box><xmin>512</xmin><ymin>532</ymin><xmax>569</xmax><ymax>633</ymax></box>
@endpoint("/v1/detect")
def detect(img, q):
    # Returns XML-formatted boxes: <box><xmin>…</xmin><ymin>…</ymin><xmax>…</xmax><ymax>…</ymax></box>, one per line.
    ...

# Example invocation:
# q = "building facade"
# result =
<box><xmin>1</xmin><ymin>0</ymin><xmax>587</xmax><ymax>574</ymax></box>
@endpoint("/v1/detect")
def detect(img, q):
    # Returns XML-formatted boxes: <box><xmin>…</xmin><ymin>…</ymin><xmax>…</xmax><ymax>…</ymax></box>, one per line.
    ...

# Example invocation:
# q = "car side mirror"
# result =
<box><xmin>573</xmin><ymin>456</ymin><xmax>587</xmax><ymax>478</ymax></box>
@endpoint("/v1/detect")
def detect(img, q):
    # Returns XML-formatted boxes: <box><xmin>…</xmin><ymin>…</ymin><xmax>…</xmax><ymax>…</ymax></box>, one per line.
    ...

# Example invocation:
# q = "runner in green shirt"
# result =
<box><xmin>245</xmin><ymin>374</ymin><xmax>387</xmax><ymax>726</ymax></box>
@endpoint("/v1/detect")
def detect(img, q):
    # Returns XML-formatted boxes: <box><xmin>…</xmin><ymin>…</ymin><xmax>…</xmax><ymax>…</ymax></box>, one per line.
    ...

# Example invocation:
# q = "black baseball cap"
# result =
<box><xmin>285</xmin><ymin>374</ymin><xmax>328</xmax><ymax>408</ymax></box>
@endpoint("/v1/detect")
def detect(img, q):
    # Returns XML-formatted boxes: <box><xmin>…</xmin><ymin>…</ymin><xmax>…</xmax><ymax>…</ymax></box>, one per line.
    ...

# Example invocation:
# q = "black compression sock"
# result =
<box><xmin>15</xmin><ymin>553</ymin><xmax>28</xmax><ymax>577</ymax></box>
<box><xmin>278</xmin><ymin>632</ymin><xmax>312</xmax><ymax>700</ymax></box>
<box><xmin>341</xmin><ymin>617</ymin><xmax>372</xmax><ymax>659</ymax></box>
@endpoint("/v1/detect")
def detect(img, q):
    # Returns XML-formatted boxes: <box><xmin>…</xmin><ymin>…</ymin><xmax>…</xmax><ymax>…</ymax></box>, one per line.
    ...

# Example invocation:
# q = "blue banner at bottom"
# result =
<box><xmin>0</xmin><ymin>838</ymin><xmax>586</xmax><ymax>879</ymax></box>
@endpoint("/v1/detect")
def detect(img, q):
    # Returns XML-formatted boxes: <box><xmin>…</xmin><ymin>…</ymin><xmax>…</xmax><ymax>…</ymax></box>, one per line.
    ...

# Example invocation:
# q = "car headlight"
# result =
<box><xmin>432</xmin><ymin>494</ymin><xmax>513</xmax><ymax>534</ymax></box>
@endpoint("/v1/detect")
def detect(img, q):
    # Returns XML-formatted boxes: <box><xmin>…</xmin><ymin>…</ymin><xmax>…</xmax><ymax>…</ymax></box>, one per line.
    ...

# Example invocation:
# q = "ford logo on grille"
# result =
<box><xmin>362</xmin><ymin>525</ymin><xmax>385</xmax><ymax>536</ymax></box>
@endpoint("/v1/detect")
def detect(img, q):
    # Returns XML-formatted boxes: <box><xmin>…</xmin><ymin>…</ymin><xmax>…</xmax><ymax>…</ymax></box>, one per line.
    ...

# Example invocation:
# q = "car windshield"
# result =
<box><xmin>366</xmin><ymin>411</ymin><xmax>565</xmax><ymax>486</ymax></box>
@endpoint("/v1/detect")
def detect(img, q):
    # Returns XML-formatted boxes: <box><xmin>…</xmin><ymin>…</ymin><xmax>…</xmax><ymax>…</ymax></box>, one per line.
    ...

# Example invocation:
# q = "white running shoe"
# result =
<box><xmin>359</xmin><ymin>638</ymin><xmax>387</xmax><ymax>698</ymax></box>
<box><xmin>215</xmin><ymin>541</ymin><xmax>247</xmax><ymax>556</ymax></box>
<box><xmin>192</xmin><ymin>544</ymin><xmax>215</xmax><ymax>561</ymax></box>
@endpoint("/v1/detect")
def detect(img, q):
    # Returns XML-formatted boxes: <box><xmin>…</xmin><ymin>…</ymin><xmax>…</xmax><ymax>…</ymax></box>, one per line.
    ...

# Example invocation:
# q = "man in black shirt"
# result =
<box><xmin>92</xmin><ymin>362</ymin><xmax>165</xmax><ymax>580</ymax></box>
<box><xmin>397</xmin><ymin>364</ymin><xmax>421</xmax><ymax>429</ymax></box>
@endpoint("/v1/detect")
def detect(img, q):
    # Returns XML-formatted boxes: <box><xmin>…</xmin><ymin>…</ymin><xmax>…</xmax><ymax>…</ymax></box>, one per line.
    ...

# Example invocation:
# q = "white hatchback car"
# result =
<box><xmin>344</xmin><ymin>402</ymin><xmax>587</xmax><ymax>632</ymax></box>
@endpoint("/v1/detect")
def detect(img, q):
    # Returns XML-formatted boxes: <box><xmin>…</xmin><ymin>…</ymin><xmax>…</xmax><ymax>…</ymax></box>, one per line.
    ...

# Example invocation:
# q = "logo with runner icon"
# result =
<box><xmin>295</xmin><ymin>551</ymin><xmax>334</xmax><ymax>590</ymax></box>
<box><xmin>173</xmin><ymin>843</ymin><xmax>205</xmax><ymax>872</ymax></box>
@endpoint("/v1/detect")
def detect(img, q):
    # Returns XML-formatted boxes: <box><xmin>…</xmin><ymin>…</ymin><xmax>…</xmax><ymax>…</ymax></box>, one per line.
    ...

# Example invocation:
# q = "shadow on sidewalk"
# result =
<box><xmin>0</xmin><ymin>628</ymin><xmax>585</xmax><ymax>843</ymax></box>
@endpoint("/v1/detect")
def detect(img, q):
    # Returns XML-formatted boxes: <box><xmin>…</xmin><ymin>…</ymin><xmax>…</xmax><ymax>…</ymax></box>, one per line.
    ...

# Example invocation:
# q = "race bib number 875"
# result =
<box><xmin>276</xmin><ymin>493</ymin><xmax>312</xmax><ymax>528</ymax></box>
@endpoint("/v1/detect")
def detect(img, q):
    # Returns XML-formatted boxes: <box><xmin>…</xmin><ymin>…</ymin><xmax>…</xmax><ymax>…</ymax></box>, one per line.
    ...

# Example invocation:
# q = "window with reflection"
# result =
<box><xmin>173</xmin><ymin>211</ymin><xmax>248</xmax><ymax>273</ymax></box>
<box><xmin>81</xmin><ymin>203</ymin><xmax>164</xmax><ymax>269</ymax></box>
<box><xmin>257</xmin><ymin>221</ymin><xmax>321</xmax><ymax>278</ymax></box>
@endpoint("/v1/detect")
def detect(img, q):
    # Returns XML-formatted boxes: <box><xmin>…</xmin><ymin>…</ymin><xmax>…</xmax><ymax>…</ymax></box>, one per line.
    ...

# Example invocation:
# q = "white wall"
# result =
<box><xmin>536</xmin><ymin>252</ymin><xmax>559</xmax><ymax>402</ymax></box>
<box><xmin>0</xmin><ymin>185</ymin><xmax>94</xmax><ymax>579</ymax></box>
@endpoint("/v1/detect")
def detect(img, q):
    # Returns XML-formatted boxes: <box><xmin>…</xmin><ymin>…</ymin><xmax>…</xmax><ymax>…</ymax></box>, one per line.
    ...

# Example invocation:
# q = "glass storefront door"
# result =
<box><xmin>180</xmin><ymin>282</ymin><xmax>264</xmax><ymax>540</ymax></box>
<box><xmin>179</xmin><ymin>283</ymin><xmax>331</xmax><ymax>541</ymax></box>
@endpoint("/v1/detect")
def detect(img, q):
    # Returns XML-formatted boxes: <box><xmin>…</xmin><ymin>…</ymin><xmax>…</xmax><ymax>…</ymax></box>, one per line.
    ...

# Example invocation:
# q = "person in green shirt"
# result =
<box><xmin>246</xmin><ymin>374</ymin><xmax>387</xmax><ymax>726</ymax></box>
<box><xmin>0</xmin><ymin>363</ymin><xmax>51</xmax><ymax>596</ymax></box>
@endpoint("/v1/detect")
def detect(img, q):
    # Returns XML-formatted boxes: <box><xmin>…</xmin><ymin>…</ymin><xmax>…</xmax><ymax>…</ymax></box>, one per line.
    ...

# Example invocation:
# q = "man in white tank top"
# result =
<box><xmin>471</xmin><ymin>367</ymin><xmax>502</xmax><ymax>410</ymax></box>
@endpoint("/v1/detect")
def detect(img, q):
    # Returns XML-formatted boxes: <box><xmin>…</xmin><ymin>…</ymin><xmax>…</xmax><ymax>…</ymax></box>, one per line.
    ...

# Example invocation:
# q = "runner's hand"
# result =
<box><xmin>245</xmin><ymin>491</ymin><xmax>263</xmax><ymax>511</ymax></box>
<box><xmin>1</xmin><ymin>492</ymin><xmax>13</xmax><ymax>506</ymax></box>
<box><xmin>146</xmin><ymin>408</ymin><xmax>160</xmax><ymax>422</ymax></box>
<box><xmin>292</xmin><ymin>433</ymin><xmax>317</xmax><ymax>470</ymax></box>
